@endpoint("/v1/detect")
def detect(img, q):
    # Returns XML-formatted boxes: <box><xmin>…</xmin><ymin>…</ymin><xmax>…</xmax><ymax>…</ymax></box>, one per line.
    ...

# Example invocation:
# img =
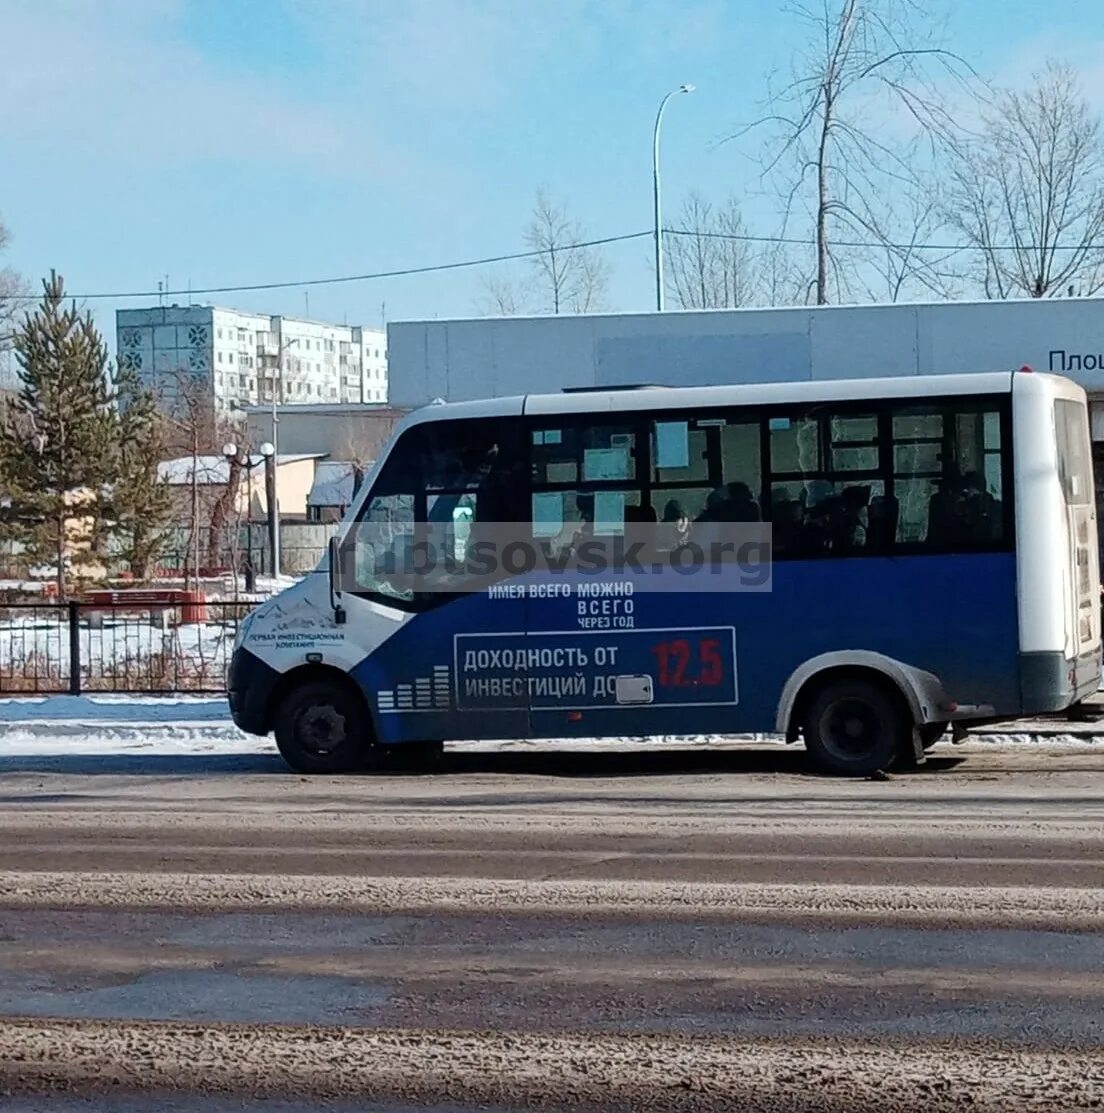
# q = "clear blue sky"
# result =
<box><xmin>1</xmin><ymin>0</ymin><xmax>1102</xmax><ymax>346</ymax></box>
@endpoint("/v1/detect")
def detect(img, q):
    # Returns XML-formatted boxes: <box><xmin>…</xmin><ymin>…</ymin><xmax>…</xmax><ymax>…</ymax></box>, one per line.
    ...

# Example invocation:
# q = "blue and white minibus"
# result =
<box><xmin>228</xmin><ymin>368</ymin><xmax>1100</xmax><ymax>777</ymax></box>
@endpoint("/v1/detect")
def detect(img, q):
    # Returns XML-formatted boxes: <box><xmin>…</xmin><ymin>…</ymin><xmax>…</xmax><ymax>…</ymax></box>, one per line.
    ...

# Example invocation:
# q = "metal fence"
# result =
<box><xmin>158</xmin><ymin>523</ymin><xmax>337</xmax><ymax>578</ymax></box>
<box><xmin>0</xmin><ymin>600</ymin><xmax>253</xmax><ymax>695</ymax></box>
<box><xmin>0</xmin><ymin>523</ymin><xmax>338</xmax><ymax>582</ymax></box>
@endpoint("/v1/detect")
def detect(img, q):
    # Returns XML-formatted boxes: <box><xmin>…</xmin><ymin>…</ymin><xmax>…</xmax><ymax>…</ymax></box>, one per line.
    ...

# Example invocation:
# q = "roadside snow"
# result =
<box><xmin>0</xmin><ymin>695</ymin><xmax>229</xmax><ymax>722</ymax></box>
<box><xmin>0</xmin><ymin>695</ymin><xmax>255</xmax><ymax>756</ymax></box>
<box><xmin>0</xmin><ymin>695</ymin><xmax>1099</xmax><ymax>758</ymax></box>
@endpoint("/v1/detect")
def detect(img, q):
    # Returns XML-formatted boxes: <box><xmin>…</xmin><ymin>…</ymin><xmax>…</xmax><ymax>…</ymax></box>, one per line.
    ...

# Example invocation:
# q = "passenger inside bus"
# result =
<box><xmin>660</xmin><ymin>500</ymin><xmax>691</xmax><ymax>551</ymax></box>
<box><xmin>928</xmin><ymin>468</ymin><xmax>1002</xmax><ymax>546</ymax></box>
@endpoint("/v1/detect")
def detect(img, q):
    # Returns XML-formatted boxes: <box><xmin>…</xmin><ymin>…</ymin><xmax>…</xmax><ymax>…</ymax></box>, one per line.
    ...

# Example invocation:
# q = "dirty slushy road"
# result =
<box><xmin>1</xmin><ymin>741</ymin><xmax>1104</xmax><ymax>1111</ymax></box>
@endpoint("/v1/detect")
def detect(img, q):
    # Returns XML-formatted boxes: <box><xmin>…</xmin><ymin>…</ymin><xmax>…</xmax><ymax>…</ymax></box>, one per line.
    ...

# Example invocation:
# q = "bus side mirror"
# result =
<box><xmin>328</xmin><ymin>535</ymin><xmax>347</xmax><ymax>625</ymax></box>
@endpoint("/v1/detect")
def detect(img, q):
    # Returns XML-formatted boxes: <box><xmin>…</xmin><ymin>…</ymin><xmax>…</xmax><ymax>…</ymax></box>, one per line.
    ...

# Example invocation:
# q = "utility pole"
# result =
<box><xmin>269</xmin><ymin>335</ymin><xmax>299</xmax><ymax>577</ymax></box>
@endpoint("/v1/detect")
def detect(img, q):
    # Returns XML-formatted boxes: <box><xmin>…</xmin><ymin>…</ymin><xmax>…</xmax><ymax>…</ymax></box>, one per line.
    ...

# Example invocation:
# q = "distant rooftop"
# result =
<box><xmin>117</xmin><ymin>304</ymin><xmax>385</xmax><ymax>333</ymax></box>
<box><xmin>308</xmin><ymin>460</ymin><xmax>367</xmax><ymax>508</ymax></box>
<box><xmin>241</xmin><ymin>402</ymin><xmax>404</xmax><ymax>415</ymax></box>
<box><xmin>158</xmin><ymin>453</ymin><xmax>324</xmax><ymax>485</ymax></box>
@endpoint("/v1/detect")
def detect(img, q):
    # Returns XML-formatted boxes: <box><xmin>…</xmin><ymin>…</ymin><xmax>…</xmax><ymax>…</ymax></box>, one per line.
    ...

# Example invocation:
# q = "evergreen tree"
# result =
<box><xmin>108</xmin><ymin>363</ymin><xmax>171</xmax><ymax>581</ymax></box>
<box><xmin>0</xmin><ymin>271</ymin><xmax>116</xmax><ymax>596</ymax></box>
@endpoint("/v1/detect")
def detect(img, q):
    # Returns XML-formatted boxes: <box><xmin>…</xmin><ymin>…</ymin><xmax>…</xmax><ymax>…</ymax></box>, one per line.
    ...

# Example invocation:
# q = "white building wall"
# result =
<box><xmin>387</xmin><ymin>298</ymin><xmax>1104</xmax><ymax>428</ymax></box>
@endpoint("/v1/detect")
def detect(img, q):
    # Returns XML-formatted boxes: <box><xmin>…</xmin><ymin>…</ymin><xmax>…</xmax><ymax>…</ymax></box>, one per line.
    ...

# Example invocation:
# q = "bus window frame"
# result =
<box><xmin>341</xmin><ymin>391</ymin><xmax>1017</xmax><ymax>612</ymax></box>
<box><xmin>526</xmin><ymin>392</ymin><xmax>1014</xmax><ymax>560</ymax></box>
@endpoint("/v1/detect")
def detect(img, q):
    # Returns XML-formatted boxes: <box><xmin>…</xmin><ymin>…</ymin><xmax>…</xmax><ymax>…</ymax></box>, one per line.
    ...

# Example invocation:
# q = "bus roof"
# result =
<box><xmin>403</xmin><ymin>370</ymin><xmax>1062</xmax><ymax>426</ymax></box>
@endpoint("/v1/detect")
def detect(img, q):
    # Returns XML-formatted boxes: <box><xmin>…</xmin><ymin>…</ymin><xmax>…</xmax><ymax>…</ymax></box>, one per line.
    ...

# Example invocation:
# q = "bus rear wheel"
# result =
<box><xmin>802</xmin><ymin>677</ymin><xmax>908</xmax><ymax>777</ymax></box>
<box><xmin>274</xmin><ymin>679</ymin><xmax>372</xmax><ymax>774</ymax></box>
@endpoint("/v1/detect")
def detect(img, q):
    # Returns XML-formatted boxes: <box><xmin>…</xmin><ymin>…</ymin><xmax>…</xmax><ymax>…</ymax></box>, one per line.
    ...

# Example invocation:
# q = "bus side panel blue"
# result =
<box><xmin>528</xmin><ymin>551</ymin><xmax>1020</xmax><ymax>738</ymax></box>
<box><xmin>354</xmin><ymin>552</ymin><xmax>1019</xmax><ymax>743</ymax></box>
<box><xmin>348</xmin><ymin>592</ymin><xmax>528</xmax><ymax>745</ymax></box>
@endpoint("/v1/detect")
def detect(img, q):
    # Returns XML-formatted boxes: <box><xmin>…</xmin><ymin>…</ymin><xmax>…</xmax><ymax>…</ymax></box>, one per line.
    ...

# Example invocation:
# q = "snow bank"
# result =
<box><xmin>0</xmin><ymin>693</ymin><xmax>1099</xmax><ymax>760</ymax></box>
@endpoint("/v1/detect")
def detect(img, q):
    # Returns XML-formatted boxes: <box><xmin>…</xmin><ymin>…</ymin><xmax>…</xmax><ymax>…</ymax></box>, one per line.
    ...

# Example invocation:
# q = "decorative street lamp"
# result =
<box><xmin>222</xmin><ymin>441</ymin><xmax>276</xmax><ymax>586</ymax></box>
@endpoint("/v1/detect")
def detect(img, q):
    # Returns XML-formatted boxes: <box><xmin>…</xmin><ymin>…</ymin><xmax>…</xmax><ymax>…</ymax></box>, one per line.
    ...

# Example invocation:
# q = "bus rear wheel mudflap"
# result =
<box><xmin>918</xmin><ymin>721</ymin><xmax>949</xmax><ymax>749</ymax></box>
<box><xmin>801</xmin><ymin>676</ymin><xmax>912</xmax><ymax>776</ymax></box>
<box><xmin>273</xmin><ymin>678</ymin><xmax>376</xmax><ymax>775</ymax></box>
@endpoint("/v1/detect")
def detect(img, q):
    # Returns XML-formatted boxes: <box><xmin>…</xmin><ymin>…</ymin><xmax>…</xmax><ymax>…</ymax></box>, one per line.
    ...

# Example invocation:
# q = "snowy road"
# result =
<box><xmin>1</xmin><ymin>739</ymin><xmax>1104</xmax><ymax>1110</ymax></box>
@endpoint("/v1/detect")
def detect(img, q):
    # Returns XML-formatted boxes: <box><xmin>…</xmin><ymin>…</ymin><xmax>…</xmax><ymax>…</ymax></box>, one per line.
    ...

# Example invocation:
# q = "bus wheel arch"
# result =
<box><xmin>779</xmin><ymin>654</ymin><xmax>949</xmax><ymax>774</ymax></box>
<box><xmin>778</xmin><ymin>652</ymin><xmax>943</xmax><ymax>743</ymax></box>
<box><xmin>268</xmin><ymin>664</ymin><xmax>377</xmax><ymax>774</ymax></box>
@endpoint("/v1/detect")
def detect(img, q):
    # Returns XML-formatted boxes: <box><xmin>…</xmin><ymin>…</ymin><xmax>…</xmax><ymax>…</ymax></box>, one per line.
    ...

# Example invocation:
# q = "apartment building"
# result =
<box><xmin>116</xmin><ymin>304</ymin><xmax>387</xmax><ymax>415</ymax></box>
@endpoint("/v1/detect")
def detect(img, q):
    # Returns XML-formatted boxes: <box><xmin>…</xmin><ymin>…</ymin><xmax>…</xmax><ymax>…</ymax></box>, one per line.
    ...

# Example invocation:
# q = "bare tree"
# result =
<box><xmin>945</xmin><ymin>61</ymin><xmax>1104</xmax><ymax>299</ymax></box>
<box><xmin>476</xmin><ymin>271</ymin><xmax>527</xmax><ymax>316</ymax></box>
<box><xmin>0</xmin><ymin>217</ymin><xmax>30</xmax><ymax>390</ymax></box>
<box><xmin>860</xmin><ymin>180</ymin><xmax>966</xmax><ymax>301</ymax></box>
<box><xmin>730</xmin><ymin>0</ymin><xmax>972</xmax><ymax>304</ymax></box>
<box><xmin>525</xmin><ymin>190</ymin><xmax>610</xmax><ymax>314</ymax></box>
<box><xmin>666</xmin><ymin>193</ymin><xmax>762</xmax><ymax>309</ymax></box>
<box><xmin>162</xmin><ymin>372</ymin><xmax>241</xmax><ymax>588</ymax></box>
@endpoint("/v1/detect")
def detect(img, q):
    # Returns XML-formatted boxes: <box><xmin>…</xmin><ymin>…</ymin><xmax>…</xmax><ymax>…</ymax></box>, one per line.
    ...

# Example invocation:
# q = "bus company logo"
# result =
<box><xmin>338</xmin><ymin>522</ymin><xmax>774</xmax><ymax>595</ymax></box>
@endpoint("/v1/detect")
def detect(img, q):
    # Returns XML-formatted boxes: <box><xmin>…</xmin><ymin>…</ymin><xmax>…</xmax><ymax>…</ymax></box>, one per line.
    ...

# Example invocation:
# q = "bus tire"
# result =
<box><xmin>801</xmin><ymin>677</ymin><xmax>909</xmax><ymax>777</ymax></box>
<box><xmin>274</xmin><ymin>679</ymin><xmax>371</xmax><ymax>775</ymax></box>
<box><xmin>919</xmin><ymin>722</ymin><xmax>948</xmax><ymax>749</ymax></box>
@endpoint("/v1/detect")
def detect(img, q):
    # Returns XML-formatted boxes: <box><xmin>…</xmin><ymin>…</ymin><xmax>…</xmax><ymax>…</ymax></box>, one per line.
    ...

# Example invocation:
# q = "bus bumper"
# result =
<box><xmin>227</xmin><ymin>647</ymin><xmax>280</xmax><ymax>736</ymax></box>
<box><xmin>1020</xmin><ymin>648</ymin><xmax>1101</xmax><ymax>715</ymax></box>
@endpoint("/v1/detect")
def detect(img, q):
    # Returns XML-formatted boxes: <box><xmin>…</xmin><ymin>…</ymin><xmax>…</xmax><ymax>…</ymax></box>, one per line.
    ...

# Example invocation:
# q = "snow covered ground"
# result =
<box><xmin>0</xmin><ymin>694</ymin><xmax>1100</xmax><ymax>760</ymax></box>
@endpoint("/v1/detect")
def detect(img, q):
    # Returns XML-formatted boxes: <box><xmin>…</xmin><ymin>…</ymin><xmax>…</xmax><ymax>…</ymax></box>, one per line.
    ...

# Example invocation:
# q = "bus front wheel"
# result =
<box><xmin>274</xmin><ymin>680</ymin><xmax>371</xmax><ymax>774</ymax></box>
<box><xmin>801</xmin><ymin>678</ymin><xmax>908</xmax><ymax>777</ymax></box>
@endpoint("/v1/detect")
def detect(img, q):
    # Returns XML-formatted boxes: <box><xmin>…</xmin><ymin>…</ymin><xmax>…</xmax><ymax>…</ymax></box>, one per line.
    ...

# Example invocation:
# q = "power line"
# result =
<box><xmin>1</xmin><ymin>225</ymin><xmax>1102</xmax><ymax>304</ymax></box>
<box><xmin>664</xmin><ymin>228</ymin><xmax>1104</xmax><ymax>253</ymax></box>
<box><xmin>0</xmin><ymin>232</ymin><xmax>653</xmax><ymax>302</ymax></box>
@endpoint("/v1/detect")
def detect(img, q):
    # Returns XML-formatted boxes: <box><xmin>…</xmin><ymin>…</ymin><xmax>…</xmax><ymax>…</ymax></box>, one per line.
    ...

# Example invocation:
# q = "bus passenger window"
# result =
<box><xmin>646</xmin><ymin>416</ymin><xmax>761</xmax><ymax>562</ymax></box>
<box><xmin>530</xmin><ymin>419</ymin><xmax>640</xmax><ymax>564</ymax></box>
<box><xmin>892</xmin><ymin>405</ymin><xmax>1006</xmax><ymax>550</ymax></box>
<box><xmin>766</xmin><ymin>409</ymin><xmax>880</xmax><ymax>556</ymax></box>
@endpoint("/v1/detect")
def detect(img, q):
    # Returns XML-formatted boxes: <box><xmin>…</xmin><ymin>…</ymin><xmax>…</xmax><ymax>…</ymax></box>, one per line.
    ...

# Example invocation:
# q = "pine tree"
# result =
<box><xmin>108</xmin><ymin>363</ymin><xmax>171</xmax><ymax>581</ymax></box>
<box><xmin>0</xmin><ymin>271</ymin><xmax>116</xmax><ymax>596</ymax></box>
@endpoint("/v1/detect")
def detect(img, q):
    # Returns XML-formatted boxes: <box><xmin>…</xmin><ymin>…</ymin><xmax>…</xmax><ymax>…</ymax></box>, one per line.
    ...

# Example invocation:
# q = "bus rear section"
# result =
<box><xmin>1014</xmin><ymin>372</ymin><xmax>1101</xmax><ymax>714</ymax></box>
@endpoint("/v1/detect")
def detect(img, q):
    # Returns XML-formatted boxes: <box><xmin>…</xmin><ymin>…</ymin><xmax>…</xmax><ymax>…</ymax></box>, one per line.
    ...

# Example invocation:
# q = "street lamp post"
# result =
<box><xmin>653</xmin><ymin>83</ymin><xmax>696</xmax><ymax>312</ymax></box>
<box><xmin>258</xmin><ymin>441</ymin><xmax>277</xmax><ymax>579</ymax></box>
<box><xmin>268</xmin><ymin>335</ymin><xmax>299</xmax><ymax>577</ymax></box>
<box><xmin>222</xmin><ymin>442</ymin><xmax>265</xmax><ymax>593</ymax></box>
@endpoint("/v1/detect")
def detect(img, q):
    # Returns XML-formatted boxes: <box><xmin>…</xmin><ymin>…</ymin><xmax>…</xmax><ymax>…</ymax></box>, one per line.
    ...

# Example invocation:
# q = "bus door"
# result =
<box><xmin>1055</xmin><ymin>398</ymin><xmax>1100</xmax><ymax>657</ymax></box>
<box><xmin>343</xmin><ymin>415</ymin><xmax>532</xmax><ymax>745</ymax></box>
<box><xmin>520</xmin><ymin>412</ymin><xmax>742</xmax><ymax>740</ymax></box>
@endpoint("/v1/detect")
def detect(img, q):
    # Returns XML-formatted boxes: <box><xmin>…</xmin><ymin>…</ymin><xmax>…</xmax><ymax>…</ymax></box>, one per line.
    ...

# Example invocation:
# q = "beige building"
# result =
<box><xmin>244</xmin><ymin>403</ymin><xmax>406</xmax><ymax>466</ymax></box>
<box><xmin>157</xmin><ymin>453</ymin><xmax>323</xmax><ymax>522</ymax></box>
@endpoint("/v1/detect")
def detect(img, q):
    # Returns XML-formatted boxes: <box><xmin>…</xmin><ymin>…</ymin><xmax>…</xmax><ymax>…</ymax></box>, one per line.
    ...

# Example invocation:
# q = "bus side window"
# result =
<box><xmin>647</xmin><ymin>416</ymin><xmax>761</xmax><ymax>561</ymax></box>
<box><xmin>531</xmin><ymin>420</ymin><xmax>640</xmax><ymax>562</ymax></box>
<box><xmin>893</xmin><ymin>405</ymin><xmax>1006</xmax><ymax>550</ymax></box>
<box><xmin>766</xmin><ymin>409</ymin><xmax>881</xmax><ymax>556</ymax></box>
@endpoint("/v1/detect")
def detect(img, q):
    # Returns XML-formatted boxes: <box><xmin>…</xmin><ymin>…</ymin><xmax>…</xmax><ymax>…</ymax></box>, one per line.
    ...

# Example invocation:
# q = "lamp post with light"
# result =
<box><xmin>221</xmin><ymin>438</ymin><xmax>276</xmax><ymax>587</ymax></box>
<box><xmin>653</xmin><ymin>83</ymin><xmax>696</xmax><ymax>311</ymax></box>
